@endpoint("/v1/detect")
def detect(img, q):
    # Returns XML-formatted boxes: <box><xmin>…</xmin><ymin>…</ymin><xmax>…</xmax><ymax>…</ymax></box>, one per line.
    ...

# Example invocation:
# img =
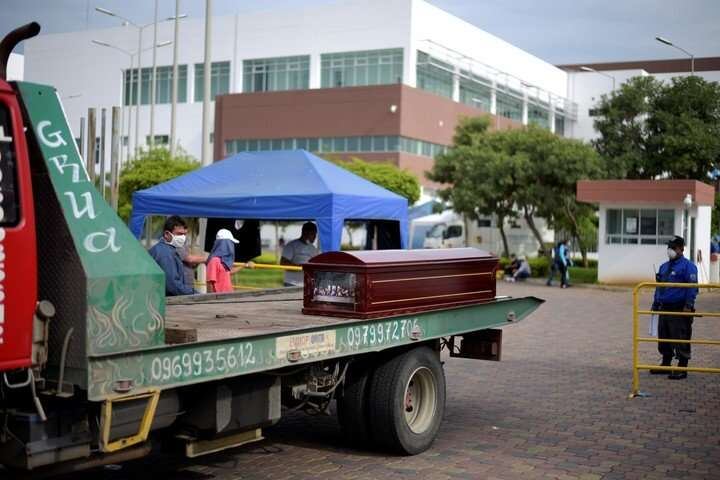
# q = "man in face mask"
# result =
<box><xmin>280</xmin><ymin>222</ymin><xmax>319</xmax><ymax>287</ymax></box>
<box><xmin>650</xmin><ymin>235</ymin><xmax>698</xmax><ymax>379</ymax></box>
<box><xmin>148</xmin><ymin>216</ymin><xmax>196</xmax><ymax>296</ymax></box>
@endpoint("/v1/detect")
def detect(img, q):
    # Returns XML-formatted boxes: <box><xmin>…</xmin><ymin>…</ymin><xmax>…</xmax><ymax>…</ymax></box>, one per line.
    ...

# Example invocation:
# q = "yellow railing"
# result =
<box><xmin>631</xmin><ymin>282</ymin><xmax>720</xmax><ymax>398</ymax></box>
<box><xmin>235</xmin><ymin>262</ymin><xmax>302</xmax><ymax>271</ymax></box>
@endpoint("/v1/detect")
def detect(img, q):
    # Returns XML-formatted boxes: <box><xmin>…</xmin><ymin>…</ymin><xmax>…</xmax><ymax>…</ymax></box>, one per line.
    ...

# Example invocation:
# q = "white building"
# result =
<box><xmin>22</xmin><ymin>0</ymin><xmax>578</xmax><ymax>166</ymax></box>
<box><xmin>7</xmin><ymin>53</ymin><xmax>23</xmax><ymax>81</ymax></box>
<box><xmin>577</xmin><ymin>180</ymin><xmax>714</xmax><ymax>284</ymax></box>
<box><xmin>561</xmin><ymin>58</ymin><xmax>720</xmax><ymax>141</ymax></box>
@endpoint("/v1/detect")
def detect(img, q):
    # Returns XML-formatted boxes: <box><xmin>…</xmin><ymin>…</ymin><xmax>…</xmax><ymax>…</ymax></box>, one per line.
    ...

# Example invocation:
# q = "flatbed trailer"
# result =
<box><xmin>0</xmin><ymin>23</ymin><xmax>543</xmax><ymax>476</ymax></box>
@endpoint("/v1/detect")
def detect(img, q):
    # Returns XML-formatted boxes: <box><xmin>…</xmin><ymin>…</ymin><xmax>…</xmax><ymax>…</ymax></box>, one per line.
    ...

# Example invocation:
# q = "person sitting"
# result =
<box><xmin>207</xmin><ymin>229</ymin><xmax>253</xmax><ymax>293</ymax></box>
<box><xmin>512</xmin><ymin>255</ymin><xmax>531</xmax><ymax>282</ymax></box>
<box><xmin>504</xmin><ymin>253</ymin><xmax>520</xmax><ymax>276</ymax></box>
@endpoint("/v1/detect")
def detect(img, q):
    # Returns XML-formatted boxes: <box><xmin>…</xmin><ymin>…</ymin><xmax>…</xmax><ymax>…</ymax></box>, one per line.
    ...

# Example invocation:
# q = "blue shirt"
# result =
<box><xmin>149</xmin><ymin>241</ymin><xmax>195</xmax><ymax>296</ymax></box>
<box><xmin>653</xmin><ymin>255</ymin><xmax>698</xmax><ymax>309</ymax></box>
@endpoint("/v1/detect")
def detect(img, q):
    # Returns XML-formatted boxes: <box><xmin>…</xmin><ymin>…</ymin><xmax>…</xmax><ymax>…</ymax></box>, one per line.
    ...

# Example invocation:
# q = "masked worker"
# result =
<box><xmin>650</xmin><ymin>235</ymin><xmax>698</xmax><ymax>380</ymax></box>
<box><xmin>148</xmin><ymin>216</ymin><xmax>196</xmax><ymax>296</ymax></box>
<box><xmin>281</xmin><ymin>222</ymin><xmax>319</xmax><ymax>286</ymax></box>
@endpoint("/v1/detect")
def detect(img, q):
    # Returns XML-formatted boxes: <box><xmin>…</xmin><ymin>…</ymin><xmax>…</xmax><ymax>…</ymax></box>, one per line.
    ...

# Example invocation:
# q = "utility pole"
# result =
<box><xmin>86</xmin><ymin>108</ymin><xmax>96</xmax><ymax>182</ymax></box>
<box><xmin>149</xmin><ymin>0</ymin><xmax>159</xmax><ymax>147</ymax></box>
<box><xmin>110</xmin><ymin>107</ymin><xmax>121</xmax><ymax>210</ymax></box>
<box><xmin>201</xmin><ymin>0</ymin><xmax>213</xmax><ymax>166</ymax></box>
<box><xmin>100</xmin><ymin>108</ymin><xmax>107</xmax><ymax>198</ymax></box>
<box><xmin>170</xmin><ymin>0</ymin><xmax>181</xmax><ymax>156</ymax></box>
<box><xmin>135</xmin><ymin>27</ymin><xmax>142</xmax><ymax>155</ymax></box>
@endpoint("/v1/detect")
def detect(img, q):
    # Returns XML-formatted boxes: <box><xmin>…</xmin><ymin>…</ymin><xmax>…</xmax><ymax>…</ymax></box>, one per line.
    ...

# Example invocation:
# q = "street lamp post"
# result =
<box><xmin>580</xmin><ymin>66</ymin><xmax>616</xmax><ymax>90</ymax></box>
<box><xmin>95</xmin><ymin>7</ymin><xmax>186</xmax><ymax>156</ymax></box>
<box><xmin>655</xmin><ymin>36</ymin><xmax>695</xmax><ymax>75</ymax></box>
<box><xmin>91</xmin><ymin>39</ymin><xmax>171</xmax><ymax>162</ymax></box>
<box><xmin>150</xmin><ymin>0</ymin><xmax>159</xmax><ymax>147</ymax></box>
<box><xmin>170</xmin><ymin>0</ymin><xmax>181</xmax><ymax>156</ymax></box>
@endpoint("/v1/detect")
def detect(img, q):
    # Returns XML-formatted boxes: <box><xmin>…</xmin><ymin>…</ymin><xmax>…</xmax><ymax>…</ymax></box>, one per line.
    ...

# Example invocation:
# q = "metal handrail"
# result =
<box><xmin>630</xmin><ymin>282</ymin><xmax>720</xmax><ymax>398</ymax></box>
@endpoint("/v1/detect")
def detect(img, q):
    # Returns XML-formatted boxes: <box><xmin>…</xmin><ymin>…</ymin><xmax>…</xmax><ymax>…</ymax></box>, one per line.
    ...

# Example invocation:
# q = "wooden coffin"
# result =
<box><xmin>302</xmin><ymin>248</ymin><xmax>498</xmax><ymax>319</ymax></box>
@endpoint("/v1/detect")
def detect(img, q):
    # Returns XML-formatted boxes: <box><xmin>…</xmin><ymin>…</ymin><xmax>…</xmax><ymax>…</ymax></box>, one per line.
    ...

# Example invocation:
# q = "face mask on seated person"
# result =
<box><xmin>667</xmin><ymin>248</ymin><xmax>678</xmax><ymax>260</ymax></box>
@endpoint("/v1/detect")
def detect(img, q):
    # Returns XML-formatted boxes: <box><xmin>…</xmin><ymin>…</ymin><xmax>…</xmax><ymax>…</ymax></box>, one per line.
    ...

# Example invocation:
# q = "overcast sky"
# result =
<box><xmin>2</xmin><ymin>0</ymin><xmax>718</xmax><ymax>64</ymax></box>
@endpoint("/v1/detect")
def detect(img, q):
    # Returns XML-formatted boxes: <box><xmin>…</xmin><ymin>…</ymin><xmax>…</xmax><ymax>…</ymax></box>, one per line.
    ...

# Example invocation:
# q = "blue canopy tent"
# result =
<box><xmin>129</xmin><ymin>150</ymin><xmax>409</xmax><ymax>252</ymax></box>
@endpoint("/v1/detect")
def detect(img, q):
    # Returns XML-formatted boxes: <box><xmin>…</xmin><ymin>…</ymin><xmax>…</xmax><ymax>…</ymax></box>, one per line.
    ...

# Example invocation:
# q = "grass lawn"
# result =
<box><xmin>231</xmin><ymin>253</ymin><xmax>284</xmax><ymax>290</ymax></box>
<box><xmin>568</xmin><ymin>266</ymin><xmax>598</xmax><ymax>284</ymax></box>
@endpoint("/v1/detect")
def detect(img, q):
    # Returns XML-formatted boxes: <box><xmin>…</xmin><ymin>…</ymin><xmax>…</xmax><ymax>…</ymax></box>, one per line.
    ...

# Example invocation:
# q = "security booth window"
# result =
<box><xmin>606</xmin><ymin>208</ymin><xmax>675</xmax><ymax>245</ymax></box>
<box><xmin>0</xmin><ymin>103</ymin><xmax>20</xmax><ymax>226</ymax></box>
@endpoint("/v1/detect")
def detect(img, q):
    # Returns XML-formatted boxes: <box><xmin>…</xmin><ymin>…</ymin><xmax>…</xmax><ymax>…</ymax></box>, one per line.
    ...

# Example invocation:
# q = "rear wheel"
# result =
<box><xmin>336</xmin><ymin>359</ymin><xmax>375</xmax><ymax>446</ymax></box>
<box><xmin>368</xmin><ymin>346</ymin><xmax>446</xmax><ymax>454</ymax></box>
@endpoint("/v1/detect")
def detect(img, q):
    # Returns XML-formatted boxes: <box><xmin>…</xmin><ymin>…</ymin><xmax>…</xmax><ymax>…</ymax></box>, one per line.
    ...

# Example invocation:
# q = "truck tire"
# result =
<box><xmin>368</xmin><ymin>346</ymin><xmax>446</xmax><ymax>455</ymax></box>
<box><xmin>336</xmin><ymin>359</ymin><xmax>374</xmax><ymax>446</ymax></box>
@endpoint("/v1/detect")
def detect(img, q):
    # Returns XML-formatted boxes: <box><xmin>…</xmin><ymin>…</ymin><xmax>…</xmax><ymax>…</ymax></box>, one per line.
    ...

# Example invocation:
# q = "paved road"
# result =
<box><xmin>58</xmin><ymin>283</ymin><xmax>720</xmax><ymax>479</ymax></box>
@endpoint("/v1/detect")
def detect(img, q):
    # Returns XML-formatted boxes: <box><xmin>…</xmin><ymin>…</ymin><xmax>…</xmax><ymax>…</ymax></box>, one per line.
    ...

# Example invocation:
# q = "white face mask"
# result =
<box><xmin>667</xmin><ymin>248</ymin><xmax>678</xmax><ymax>260</ymax></box>
<box><xmin>169</xmin><ymin>233</ymin><xmax>186</xmax><ymax>248</ymax></box>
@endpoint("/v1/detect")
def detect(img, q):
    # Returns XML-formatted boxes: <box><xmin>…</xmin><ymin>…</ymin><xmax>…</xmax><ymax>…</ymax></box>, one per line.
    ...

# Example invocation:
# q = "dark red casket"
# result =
<box><xmin>302</xmin><ymin>248</ymin><xmax>498</xmax><ymax>319</ymax></box>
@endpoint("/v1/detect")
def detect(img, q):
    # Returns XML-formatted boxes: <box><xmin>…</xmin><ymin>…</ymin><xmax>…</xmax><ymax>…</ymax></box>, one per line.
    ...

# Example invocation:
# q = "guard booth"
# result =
<box><xmin>577</xmin><ymin>180</ymin><xmax>714</xmax><ymax>284</ymax></box>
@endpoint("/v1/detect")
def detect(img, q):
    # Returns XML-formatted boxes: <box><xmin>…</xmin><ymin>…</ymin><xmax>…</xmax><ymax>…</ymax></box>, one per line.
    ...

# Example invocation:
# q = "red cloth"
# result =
<box><xmin>207</xmin><ymin>256</ymin><xmax>233</xmax><ymax>293</ymax></box>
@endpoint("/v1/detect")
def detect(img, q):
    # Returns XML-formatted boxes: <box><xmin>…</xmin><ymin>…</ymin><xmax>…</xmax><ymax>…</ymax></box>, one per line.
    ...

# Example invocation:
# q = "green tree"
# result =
<box><xmin>593</xmin><ymin>75</ymin><xmax>720</xmax><ymax>180</ymax></box>
<box><xmin>334</xmin><ymin>157</ymin><xmax>421</xmax><ymax>246</ymax></box>
<box><xmin>429</xmin><ymin>120</ymin><xmax>603</xmax><ymax>262</ymax></box>
<box><xmin>118</xmin><ymin>147</ymin><xmax>200</xmax><ymax>222</ymax></box>
<box><xmin>335</xmin><ymin>157</ymin><xmax>421</xmax><ymax>204</ymax></box>
<box><xmin>428</xmin><ymin>116</ymin><xmax>517</xmax><ymax>256</ymax></box>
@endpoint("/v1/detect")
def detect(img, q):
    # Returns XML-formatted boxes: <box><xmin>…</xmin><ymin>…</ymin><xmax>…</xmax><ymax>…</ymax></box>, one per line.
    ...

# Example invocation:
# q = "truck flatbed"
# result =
<box><xmin>87</xmin><ymin>288</ymin><xmax>542</xmax><ymax>401</ymax></box>
<box><xmin>165</xmin><ymin>289</ymin><xmax>343</xmax><ymax>342</ymax></box>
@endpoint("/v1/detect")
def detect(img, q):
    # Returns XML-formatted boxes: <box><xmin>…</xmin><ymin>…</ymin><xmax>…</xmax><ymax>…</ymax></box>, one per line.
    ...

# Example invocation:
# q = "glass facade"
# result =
<box><xmin>226</xmin><ymin>135</ymin><xmax>447</xmax><ymax>158</ymax></box>
<box><xmin>528</xmin><ymin>103</ymin><xmax>550</xmax><ymax>129</ymax></box>
<box><xmin>243</xmin><ymin>55</ymin><xmax>310</xmax><ymax>92</ymax></box>
<box><xmin>606</xmin><ymin>208</ymin><xmax>675</xmax><ymax>245</ymax></box>
<box><xmin>194</xmin><ymin>61</ymin><xmax>231</xmax><ymax>102</ymax></box>
<box><xmin>554</xmin><ymin>116</ymin><xmax>565</xmax><ymax>136</ymax></box>
<box><xmin>496</xmin><ymin>89</ymin><xmax>523</xmax><ymax>122</ymax></box>
<box><xmin>320</xmin><ymin>48</ymin><xmax>403</xmax><ymax>88</ymax></box>
<box><xmin>416</xmin><ymin>51</ymin><xmax>453</xmax><ymax>99</ymax></box>
<box><xmin>123</xmin><ymin>65</ymin><xmax>187</xmax><ymax>106</ymax></box>
<box><xmin>459</xmin><ymin>71</ymin><xmax>492</xmax><ymax>111</ymax></box>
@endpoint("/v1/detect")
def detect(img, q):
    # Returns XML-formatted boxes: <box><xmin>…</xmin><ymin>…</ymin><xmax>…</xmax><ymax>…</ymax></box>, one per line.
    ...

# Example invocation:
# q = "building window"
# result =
<box><xmin>528</xmin><ymin>104</ymin><xmax>550</xmax><ymax>129</ymax></box>
<box><xmin>225</xmin><ymin>135</ymin><xmax>447</xmax><ymax>158</ymax></box>
<box><xmin>606</xmin><ymin>208</ymin><xmax>674</xmax><ymax>245</ymax></box>
<box><xmin>321</xmin><ymin>48</ymin><xmax>403</xmax><ymax>88</ymax></box>
<box><xmin>459</xmin><ymin>71</ymin><xmax>492</xmax><ymax>111</ymax></box>
<box><xmin>243</xmin><ymin>56</ymin><xmax>310</xmax><ymax>92</ymax></box>
<box><xmin>146</xmin><ymin>135</ymin><xmax>169</xmax><ymax>146</ymax></box>
<box><xmin>416</xmin><ymin>51</ymin><xmax>453</xmax><ymax>99</ymax></box>
<box><xmin>555</xmin><ymin>116</ymin><xmax>565</xmax><ymax>137</ymax></box>
<box><xmin>496</xmin><ymin>89</ymin><xmax>523</xmax><ymax>121</ymax></box>
<box><xmin>123</xmin><ymin>65</ymin><xmax>187</xmax><ymax>105</ymax></box>
<box><xmin>194</xmin><ymin>61</ymin><xmax>231</xmax><ymax>102</ymax></box>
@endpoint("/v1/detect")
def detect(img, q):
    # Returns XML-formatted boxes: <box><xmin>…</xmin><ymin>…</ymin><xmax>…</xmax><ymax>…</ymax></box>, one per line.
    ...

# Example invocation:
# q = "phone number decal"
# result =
<box><xmin>149</xmin><ymin>343</ymin><xmax>256</xmax><ymax>383</ymax></box>
<box><xmin>346</xmin><ymin>318</ymin><xmax>419</xmax><ymax>349</ymax></box>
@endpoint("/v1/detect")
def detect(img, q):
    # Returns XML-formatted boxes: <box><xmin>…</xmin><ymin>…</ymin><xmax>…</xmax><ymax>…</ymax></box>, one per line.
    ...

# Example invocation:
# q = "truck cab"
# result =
<box><xmin>0</xmin><ymin>63</ymin><xmax>38</xmax><ymax>373</ymax></box>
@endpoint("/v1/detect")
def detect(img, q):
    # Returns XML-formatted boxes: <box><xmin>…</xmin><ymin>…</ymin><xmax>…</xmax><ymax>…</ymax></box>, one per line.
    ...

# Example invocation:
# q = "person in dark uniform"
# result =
<box><xmin>650</xmin><ymin>235</ymin><xmax>698</xmax><ymax>379</ymax></box>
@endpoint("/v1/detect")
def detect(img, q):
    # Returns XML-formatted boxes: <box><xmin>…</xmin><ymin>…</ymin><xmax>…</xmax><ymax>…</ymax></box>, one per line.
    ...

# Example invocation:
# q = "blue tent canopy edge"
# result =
<box><xmin>129</xmin><ymin>150</ymin><xmax>409</xmax><ymax>252</ymax></box>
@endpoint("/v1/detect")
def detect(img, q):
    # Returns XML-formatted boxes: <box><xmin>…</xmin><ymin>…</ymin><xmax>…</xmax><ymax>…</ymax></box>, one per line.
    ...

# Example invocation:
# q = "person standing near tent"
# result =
<box><xmin>149</xmin><ymin>216</ymin><xmax>195</xmax><ymax>296</ymax></box>
<box><xmin>281</xmin><ymin>222</ymin><xmax>320</xmax><ymax>286</ymax></box>
<box><xmin>206</xmin><ymin>229</ymin><xmax>253</xmax><ymax>293</ymax></box>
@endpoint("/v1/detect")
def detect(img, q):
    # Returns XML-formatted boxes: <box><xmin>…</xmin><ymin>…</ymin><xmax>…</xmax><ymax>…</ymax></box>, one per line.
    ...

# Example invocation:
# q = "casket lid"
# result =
<box><xmin>307</xmin><ymin>248</ymin><xmax>496</xmax><ymax>267</ymax></box>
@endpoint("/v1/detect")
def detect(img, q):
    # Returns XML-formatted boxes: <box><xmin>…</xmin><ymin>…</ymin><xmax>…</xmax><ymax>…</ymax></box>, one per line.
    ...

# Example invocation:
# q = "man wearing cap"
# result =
<box><xmin>650</xmin><ymin>235</ymin><xmax>698</xmax><ymax>379</ymax></box>
<box><xmin>206</xmin><ymin>229</ymin><xmax>253</xmax><ymax>293</ymax></box>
